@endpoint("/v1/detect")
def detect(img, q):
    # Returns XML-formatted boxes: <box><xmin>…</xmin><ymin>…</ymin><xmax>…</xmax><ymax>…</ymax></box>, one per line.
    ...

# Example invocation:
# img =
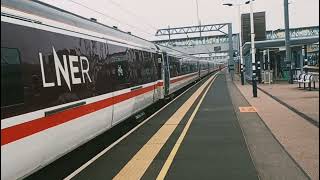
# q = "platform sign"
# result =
<box><xmin>241</xmin><ymin>12</ymin><xmax>266</xmax><ymax>45</ymax></box>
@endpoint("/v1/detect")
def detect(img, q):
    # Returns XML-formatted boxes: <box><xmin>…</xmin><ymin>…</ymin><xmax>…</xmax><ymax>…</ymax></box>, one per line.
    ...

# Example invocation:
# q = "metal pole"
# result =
<box><xmin>228</xmin><ymin>23</ymin><xmax>234</xmax><ymax>80</ymax></box>
<box><xmin>284</xmin><ymin>0</ymin><xmax>292</xmax><ymax>83</ymax></box>
<box><xmin>168</xmin><ymin>25</ymin><xmax>171</xmax><ymax>45</ymax></box>
<box><xmin>304</xmin><ymin>44</ymin><xmax>308</xmax><ymax>66</ymax></box>
<box><xmin>267</xmin><ymin>49</ymin><xmax>271</xmax><ymax>83</ymax></box>
<box><xmin>257</xmin><ymin>53</ymin><xmax>261</xmax><ymax>83</ymax></box>
<box><xmin>250</xmin><ymin>1</ymin><xmax>257</xmax><ymax>97</ymax></box>
<box><xmin>237</xmin><ymin>5</ymin><xmax>245</xmax><ymax>85</ymax></box>
<box><xmin>196</xmin><ymin>0</ymin><xmax>201</xmax><ymax>37</ymax></box>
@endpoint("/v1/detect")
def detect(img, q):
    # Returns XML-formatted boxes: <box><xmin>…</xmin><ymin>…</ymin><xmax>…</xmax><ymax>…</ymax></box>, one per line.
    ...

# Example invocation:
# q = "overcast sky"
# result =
<box><xmin>40</xmin><ymin>0</ymin><xmax>319</xmax><ymax>41</ymax></box>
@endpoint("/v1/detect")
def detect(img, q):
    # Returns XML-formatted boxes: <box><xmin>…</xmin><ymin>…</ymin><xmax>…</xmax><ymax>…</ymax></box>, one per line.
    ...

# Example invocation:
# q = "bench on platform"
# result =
<box><xmin>296</xmin><ymin>73</ymin><xmax>318</xmax><ymax>90</ymax></box>
<box><xmin>310</xmin><ymin>73</ymin><xmax>319</xmax><ymax>90</ymax></box>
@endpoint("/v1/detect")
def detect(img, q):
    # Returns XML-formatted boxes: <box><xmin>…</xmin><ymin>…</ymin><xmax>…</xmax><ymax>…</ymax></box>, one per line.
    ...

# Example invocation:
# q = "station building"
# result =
<box><xmin>241</xmin><ymin>27</ymin><xmax>319</xmax><ymax>82</ymax></box>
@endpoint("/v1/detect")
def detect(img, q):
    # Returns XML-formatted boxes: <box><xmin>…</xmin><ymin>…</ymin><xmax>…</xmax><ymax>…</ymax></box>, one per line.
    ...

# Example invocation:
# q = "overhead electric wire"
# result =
<box><xmin>67</xmin><ymin>0</ymin><xmax>161</xmax><ymax>40</ymax></box>
<box><xmin>105</xmin><ymin>0</ymin><xmax>159</xmax><ymax>31</ymax></box>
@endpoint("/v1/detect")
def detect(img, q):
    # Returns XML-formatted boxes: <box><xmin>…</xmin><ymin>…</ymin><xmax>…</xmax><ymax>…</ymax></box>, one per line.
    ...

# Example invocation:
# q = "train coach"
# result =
<box><xmin>1</xmin><ymin>0</ymin><xmax>220</xmax><ymax>179</ymax></box>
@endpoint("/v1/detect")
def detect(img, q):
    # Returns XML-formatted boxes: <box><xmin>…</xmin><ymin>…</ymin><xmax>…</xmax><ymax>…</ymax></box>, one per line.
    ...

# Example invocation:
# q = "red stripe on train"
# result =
<box><xmin>1</xmin><ymin>73</ymin><xmax>198</xmax><ymax>146</ymax></box>
<box><xmin>170</xmin><ymin>73</ymin><xmax>197</xmax><ymax>84</ymax></box>
<box><xmin>1</xmin><ymin>85</ymin><xmax>154</xmax><ymax>146</ymax></box>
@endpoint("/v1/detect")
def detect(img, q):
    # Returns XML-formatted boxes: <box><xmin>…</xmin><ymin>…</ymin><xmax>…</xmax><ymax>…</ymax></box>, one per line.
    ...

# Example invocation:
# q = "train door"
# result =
<box><xmin>131</xmin><ymin>50</ymin><xmax>145</xmax><ymax>114</ymax></box>
<box><xmin>153</xmin><ymin>53</ymin><xmax>162</xmax><ymax>100</ymax></box>
<box><xmin>162</xmin><ymin>52</ymin><xmax>170</xmax><ymax>96</ymax></box>
<box><xmin>110</xmin><ymin>45</ymin><xmax>134</xmax><ymax>126</ymax></box>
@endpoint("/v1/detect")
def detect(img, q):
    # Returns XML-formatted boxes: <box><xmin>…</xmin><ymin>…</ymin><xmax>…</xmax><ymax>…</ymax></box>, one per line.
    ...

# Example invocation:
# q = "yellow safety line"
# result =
<box><xmin>113</xmin><ymin>73</ymin><xmax>218</xmax><ymax>180</ymax></box>
<box><xmin>156</xmin><ymin>74</ymin><xmax>218</xmax><ymax>180</ymax></box>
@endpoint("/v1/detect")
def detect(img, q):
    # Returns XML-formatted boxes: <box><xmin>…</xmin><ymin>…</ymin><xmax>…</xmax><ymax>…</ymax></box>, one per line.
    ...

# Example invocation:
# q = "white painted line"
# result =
<box><xmin>64</xmin><ymin>72</ymin><xmax>218</xmax><ymax>180</ymax></box>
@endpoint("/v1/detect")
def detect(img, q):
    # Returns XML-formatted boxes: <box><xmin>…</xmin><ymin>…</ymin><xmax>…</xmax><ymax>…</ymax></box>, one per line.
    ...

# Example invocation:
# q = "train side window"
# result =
<box><xmin>132</xmin><ymin>50</ymin><xmax>143</xmax><ymax>85</ymax></box>
<box><xmin>108</xmin><ymin>44</ymin><xmax>131</xmax><ymax>90</ymax></box>
<box><xmin>141</xmin><ymin>51</ymin><xmax>153</xmax><ymax>83</ymax></box>
<box><xmin>152</xmin><ymin>53</ymin><xmax>162</xmax><ymax>80</ymax></box>
<box><xmin>1</xmin><ymin>48</ymin><xmax>24</xmax><ymax>107</ymax></box>
<box><xmin>180</xmin><ymin>59</ymin><xmax>189</xmax><ymax>75</ymax></box>
<box><xmin>169</xmin><ymin>57</ymin><xmax>180</xmax><ymax>77</ymax></box>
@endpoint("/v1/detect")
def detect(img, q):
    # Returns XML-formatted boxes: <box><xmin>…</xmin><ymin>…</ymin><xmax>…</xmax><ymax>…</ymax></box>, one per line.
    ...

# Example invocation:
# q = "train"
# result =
<box><xmin>1</xmin><ymin>0</ymin><xmax>223</xmax><ymax>179</ymax></box>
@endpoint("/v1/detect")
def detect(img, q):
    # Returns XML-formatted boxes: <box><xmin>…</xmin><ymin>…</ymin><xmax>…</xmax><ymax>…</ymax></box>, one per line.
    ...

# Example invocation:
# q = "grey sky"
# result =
<box><xmin>40</xmin><ymin>0</ymin><xmax>319</xmax><ymax>41</ymax></box>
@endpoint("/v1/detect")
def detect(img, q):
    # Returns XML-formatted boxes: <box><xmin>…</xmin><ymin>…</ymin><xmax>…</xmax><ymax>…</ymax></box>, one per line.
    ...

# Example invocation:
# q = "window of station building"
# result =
<box><xmin>1</xmin><ymin>47</ymin><xmax>24</xmax><ymax>108</ymax></box>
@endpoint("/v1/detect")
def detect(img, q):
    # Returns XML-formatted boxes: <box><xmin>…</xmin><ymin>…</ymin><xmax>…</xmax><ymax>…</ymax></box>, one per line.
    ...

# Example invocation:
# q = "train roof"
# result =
<box><xmin>156</xmin><ymin>44</ymin><xmax>200</xmax><ymax>60</ymax></box>
<box><xmin>1</xmin><ymin>0</ymin><xmax>159</xmax><ymax>52</ymax></box>
<box><xmin>1</xmin><ymin>0</ymin><xmax>203</xmax><ymax>61</ymax></box>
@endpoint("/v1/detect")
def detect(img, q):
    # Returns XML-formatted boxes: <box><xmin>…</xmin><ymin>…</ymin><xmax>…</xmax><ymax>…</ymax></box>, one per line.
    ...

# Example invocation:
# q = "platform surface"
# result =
<box><xmin>235</xmin><ymin>75</ymin><xmax>318</xmax><ymax>180</ymax></box>
<box><xmin>64</xmin><ymin>72</ymin><xmax>311</xmax><ymax>180</ymax></box>
<box><xmin>258</xmin><ymin>83</ymin><xmax>319</xmax><ymax>123</ymax></box>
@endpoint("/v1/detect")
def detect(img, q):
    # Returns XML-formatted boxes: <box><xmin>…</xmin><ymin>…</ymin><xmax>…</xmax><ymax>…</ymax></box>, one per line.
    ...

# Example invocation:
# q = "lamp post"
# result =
<box><xmin>284</xmin><ymin>0</ymin><xmax>292</xmax><ymax>84</ymax></box>
<box><xmin>223</xmin><ymin>0</ymin><xmax>257</xmax><ymax>96</ymax></box>
<box><xmin>223</xmin><ymin>1</ymin><xmax>245</xmax><ymax>85</ymax></box>
<box><xmin>248</xmin><ymin>0</ymin><xmax>257</xmax><ymax>97</ymax></box>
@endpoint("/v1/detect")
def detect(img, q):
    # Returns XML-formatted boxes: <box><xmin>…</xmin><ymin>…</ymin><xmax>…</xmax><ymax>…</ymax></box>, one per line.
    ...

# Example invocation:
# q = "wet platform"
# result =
<box><xmin>62</xmin><ymin>72</ymin><xmax>311</xmax><ymax>180</ymax></box>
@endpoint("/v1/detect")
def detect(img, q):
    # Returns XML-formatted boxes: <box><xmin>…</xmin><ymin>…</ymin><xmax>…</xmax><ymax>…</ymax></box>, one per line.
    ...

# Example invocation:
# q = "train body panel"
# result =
<box><xmin>2</xmin><ymin>105</ymin><xmax>112</xmax><ymax>180</ymax></box>
<box><xmin>1</xmin><ymin>1</ymin><xmax>219</xmax><ymax>179</ymax></box>
<box><xmin>168</xmin><ymin>72</ymin><xmax>198</xmax><ymax>95</ymax></box>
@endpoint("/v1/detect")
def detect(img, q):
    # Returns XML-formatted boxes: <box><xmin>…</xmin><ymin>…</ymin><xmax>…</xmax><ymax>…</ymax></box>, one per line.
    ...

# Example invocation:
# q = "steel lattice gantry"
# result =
<box><xmin>154</xmin><ymin>34</ymin><xmax>239</xmax><ymax>47</ymax></box>
<box><xmin>154</xmin><ymin>23</ymin><xmax>235</xmax><ymax>73</ymax></box>
<box><xmin>154</xmin><ymin>26</ymin><xmax>319</xmax><ymax>47</ymax></box>
<box><xmin>155</xmin><ymin>23</ymin><xmax>230</xmax><ymax>36</ymax></box>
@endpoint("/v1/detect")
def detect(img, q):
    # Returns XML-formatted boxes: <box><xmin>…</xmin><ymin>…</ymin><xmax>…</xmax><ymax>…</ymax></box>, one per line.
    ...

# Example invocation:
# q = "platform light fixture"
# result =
<box><xmin>223</xmin><ymin>0</ymin><xmax>257</xmax><ymax>97</ymax></box>
<box><xmin>248</xmin><ymin>0</ymin><xmax>257</xmax><ymax>97</ymax></box>
<box><xmin>222</xmin><ymin>1</ymin><xmax>245</xmax><ymax>86</ymax></box>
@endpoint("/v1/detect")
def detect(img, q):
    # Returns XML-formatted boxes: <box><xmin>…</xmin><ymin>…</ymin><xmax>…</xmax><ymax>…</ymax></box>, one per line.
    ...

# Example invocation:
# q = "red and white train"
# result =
<box><xmin>1</xmin><ymin>0</ymin><xmax>223</xmax><ymax>179</ymax></box>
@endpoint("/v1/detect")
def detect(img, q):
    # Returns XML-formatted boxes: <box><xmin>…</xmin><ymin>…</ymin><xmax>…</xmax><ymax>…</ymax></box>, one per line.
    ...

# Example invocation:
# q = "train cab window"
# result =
<box><xmin>1</xmin><ymin>48</ymin><xmax>24</xmax><ymax>107</ymax></box>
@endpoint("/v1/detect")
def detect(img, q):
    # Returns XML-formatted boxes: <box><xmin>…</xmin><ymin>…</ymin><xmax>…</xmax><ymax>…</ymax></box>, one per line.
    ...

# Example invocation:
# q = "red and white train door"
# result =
<box><xmin>153</xmin><ymin>53</ymin><xmax>163</xmax><ymax>101</ymax></box>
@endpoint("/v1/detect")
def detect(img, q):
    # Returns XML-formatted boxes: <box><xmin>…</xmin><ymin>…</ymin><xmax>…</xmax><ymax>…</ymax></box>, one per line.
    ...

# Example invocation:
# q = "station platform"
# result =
<box><xmin>56</xmin><ymin>71</ymin><xmax>314</xmax><ymax>180</ymax></box>
<box><xmin>234</xmin><ymin>75</ymin><xmax>319</xmax><ymax>180</ymax></box>
<box><xmin>258</xmin><ymin>83</ymin><xmax>319</xmax><ymax>124</ymax></box>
